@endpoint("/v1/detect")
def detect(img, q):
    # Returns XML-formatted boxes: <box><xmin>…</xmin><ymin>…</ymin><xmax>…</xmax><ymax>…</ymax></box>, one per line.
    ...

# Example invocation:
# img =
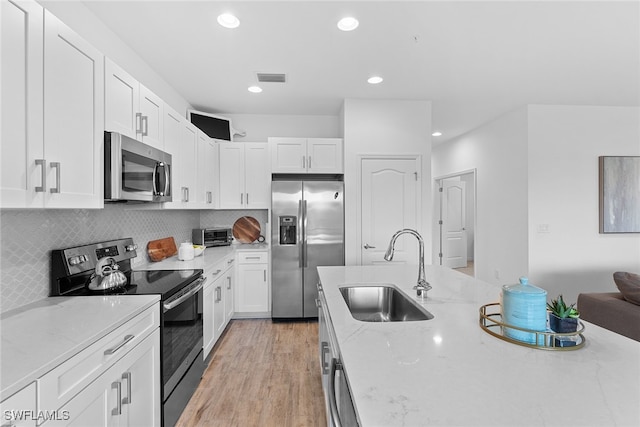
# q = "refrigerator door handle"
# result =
<box><xmin>303</xmin><ymin>200</ymin><xmax>308</xmax><ymax>268</ymax></box>
<box><xmin>298</xmin><ymin>199</ymin><xmax>304</xmax><ymax>268</ymax></box>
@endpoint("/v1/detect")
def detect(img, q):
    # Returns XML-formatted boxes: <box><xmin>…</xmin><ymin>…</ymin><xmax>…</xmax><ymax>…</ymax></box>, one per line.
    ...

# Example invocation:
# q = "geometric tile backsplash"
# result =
<box><xmin>0</xmin><ymin>206</ymin><xmax>267</xmax><ymax>313</ymax></box>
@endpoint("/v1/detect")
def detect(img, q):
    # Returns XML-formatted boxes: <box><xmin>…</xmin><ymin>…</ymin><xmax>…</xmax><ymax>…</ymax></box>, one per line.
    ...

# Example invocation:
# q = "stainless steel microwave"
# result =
<box><xmin>104</xmin><ymin>132</ymin><xmax>172</xmax><ymax>202</ymax></box>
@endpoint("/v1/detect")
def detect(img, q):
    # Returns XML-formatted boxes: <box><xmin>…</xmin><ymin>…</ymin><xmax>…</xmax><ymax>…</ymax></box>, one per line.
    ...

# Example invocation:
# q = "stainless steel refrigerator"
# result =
<box><xmin>271</xmin><ymin>178</ymin><xmax>344</xmax><ymax>318</ymax></box>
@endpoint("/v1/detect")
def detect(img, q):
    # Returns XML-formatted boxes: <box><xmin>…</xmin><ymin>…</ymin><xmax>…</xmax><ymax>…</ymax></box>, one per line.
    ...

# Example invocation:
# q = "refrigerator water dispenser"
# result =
<box><xmin>279</xmin><ymin>216</ymin><xmax>297</xmax><ymax>245</ymax></box>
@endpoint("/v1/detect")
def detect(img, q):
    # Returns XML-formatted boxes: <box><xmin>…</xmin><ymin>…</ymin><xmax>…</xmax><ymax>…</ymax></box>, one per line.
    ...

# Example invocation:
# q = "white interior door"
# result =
<box><xmin>441</xmin><ymin>180</ymin><xmax>468</xmax><ymax>268</ymax></box>
<box><xmin>360</xmin><ymin>157</ymin><xmax>420</xmax><ymax>265</ymax></box>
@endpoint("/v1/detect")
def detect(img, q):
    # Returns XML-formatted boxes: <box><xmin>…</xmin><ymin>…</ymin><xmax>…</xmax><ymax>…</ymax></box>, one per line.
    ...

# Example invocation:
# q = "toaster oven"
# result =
<box><xmin>192</xmin><ymin>228</ymin><xmax>233</xmax><ymax>247</ymax></box>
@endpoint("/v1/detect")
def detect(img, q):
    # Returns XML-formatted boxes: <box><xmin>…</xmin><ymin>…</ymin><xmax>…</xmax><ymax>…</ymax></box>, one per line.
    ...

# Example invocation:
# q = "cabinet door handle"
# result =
<box><xmin>135</xmin><ymin>112</ymin><xmax>143</xmax><ymax>134</ymax></box>
<box><xmin>240</xmin><ymin>193</ymin><xmax>243</xmax><ymax>205</ymax></box>
<box><xmin>186</xmin><ymin>187</ymin><xmax>190</xmax><ymax>202</ymax></box>
<box><xmin>328</xmin><ymin>358</ymin><xmax>344</xmax><ymax>427</ymax></box>
<box><xmin>364</xmin><ymin>243</ymin><xmax>376</xmax><ymax>249</ymax></box>
<box><xmin>308</xmin><ymin>156</ymin><xmax>312</xmax><ymax>169</ymax></box>
<box><xmin>141</xmin><ymin>115</ymin><xmax>149</xmax><ymax>136</ymax></box>
<box><xmin>35</xmin><ymin>159</ymin><xmax>46</xmax><ymax>192</ymax></box>
<box><xmin>181</xmin><ymin>187</ymin><xmax>188</xmax><ymax>202</ymax></box>
<box><xmin>302</xmin><ymin>155</ymin><xmax>306</xmax><ymax>169</ymax></box>
<box><xmin>321</xmin><ymin>342</ymin><xmax>330</xmax><ymax>375</ymax></box>
<box><xmin>215</xmin><ymin>286</ymin><xmax>222</xmax><ymax>302</ymax></box>
<box><xmin>104</xmin><ymin>334</ymin><xmax>135</xmax><ymax>355</ymax></box>
<box><xmin>227</xmin><ymin>276</ymin><xmax>231</xmax><ymax>290</ymax></box>
<box><xmin>246</xmin><ymin>193</ymin><xmax>249</xmax><ymax>205</ymax></box>
<box><xmin>49</xmin><ymin>162</ymin><xmax>60</xmax><ymax>193</ymax></box>
<box><xmin>111</xmin><ymin>381</ymin><xmax>122</xmax><ymax>415</ymax></box>
<box><xmin>122</xmin><ymin>371</ymin><xmax>132</xmax><ymax>404</ymax></box>
<box><xmin>207</xmin><ymin>191</ymin><xmax>212</xmax><ymax>204</ymax></box>
<box><xmin>264</xmin><ymin>270</ymin><xmax>267</xmax><ymax>282</ymax></box>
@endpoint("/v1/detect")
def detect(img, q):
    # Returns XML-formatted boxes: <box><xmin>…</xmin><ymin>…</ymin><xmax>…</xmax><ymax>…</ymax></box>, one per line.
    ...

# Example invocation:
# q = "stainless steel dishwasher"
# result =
<box><xmin>318</xmin><ymin>283</ymin><xmax>358</xmax><ymax>427</ymax></box>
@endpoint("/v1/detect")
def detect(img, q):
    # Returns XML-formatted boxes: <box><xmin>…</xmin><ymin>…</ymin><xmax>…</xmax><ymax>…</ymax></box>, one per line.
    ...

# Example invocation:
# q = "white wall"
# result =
<box><xmin>225</xmin><ymin>114</ymin><xmax>340</xmax><ymax>142</ymax></box>
<box><xmin>432</xmin><ymin>107</ymin><xmax>529</xmax><ymax>285</ymax></box>
<box><xmin>527</xmin><ymin>105</ymin><xmax>640</xmax><ymax>303</ymax></box>
<box><xmin>343</xmin><ymin>99</ymin><xmax>432</xmax><ymax>265</ymax></box>
<box><xmin>39</xmin><ymin>0</ymin><xmax>191</xmax><ymax>115</ymax></box>
<box><xmin>434</xmin><ymin>104</ymin><xmax>640</xmax><ymax>303</ymax></box>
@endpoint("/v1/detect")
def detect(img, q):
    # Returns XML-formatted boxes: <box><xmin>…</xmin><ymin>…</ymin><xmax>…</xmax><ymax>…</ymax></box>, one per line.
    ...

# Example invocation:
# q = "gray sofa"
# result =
<box><xmin>578</xmin><ymin>291</ymin><xmax>640</xmax><ymax>342</ymax></box>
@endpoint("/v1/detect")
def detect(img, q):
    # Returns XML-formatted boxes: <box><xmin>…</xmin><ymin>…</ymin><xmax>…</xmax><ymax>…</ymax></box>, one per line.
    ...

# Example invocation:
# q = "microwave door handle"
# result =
<box><xmin>152</xmin><ymin>162</ymin><xmax>159</xmax><ymax>196</ymax></box>
<box><xmin>164</xmin><ymin>164</ymin><xmax>170</xmax><ymax>197</ymax></box>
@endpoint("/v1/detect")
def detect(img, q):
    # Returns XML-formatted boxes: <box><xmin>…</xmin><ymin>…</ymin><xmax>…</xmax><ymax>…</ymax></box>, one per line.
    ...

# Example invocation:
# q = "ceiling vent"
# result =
<box><xmin>257</xmin><ymin>73</ymin><xmax>286</xmax><ymax>83</ymax></box>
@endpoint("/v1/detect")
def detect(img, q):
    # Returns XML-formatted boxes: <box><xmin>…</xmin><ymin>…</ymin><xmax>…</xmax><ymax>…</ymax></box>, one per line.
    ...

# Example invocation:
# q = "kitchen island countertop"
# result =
<box><xmin>317</xmin><ymin>265</ymin><xmax>640</xmax><ymax>426</ymax></box>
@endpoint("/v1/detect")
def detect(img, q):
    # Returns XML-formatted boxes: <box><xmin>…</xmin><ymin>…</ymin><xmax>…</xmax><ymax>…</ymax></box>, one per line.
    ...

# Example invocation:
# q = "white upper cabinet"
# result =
<box><xmin>162</xmin><ymin>106</ymin><xmax>199</xmax><ymax>208</ymax></box>
<box><xmin>307</xmin><ymin>138</ymin><xmax>343</xmax><ymax>173</ymax></box>
<box><xmin>2</xmin><ymin>2</ymin><xmax>103</xmax><ymax>209</ymax></box>
<box><xmin>196</xmin><ymin>131</ymin><xmax>218</xmax><ymax>208</ymax></box>
<box><xmin>105</xmin><ymin>58</ymin><xmax>164</xmax><ymax>150</ymax></box>
<box><xmin>269</xmin><ymin>137</ymin><xmax>307</xmax><ymax>173</ymax></box>
<box><xmin>1</xmin><ymin>0</ymin><xmax>44</xmax><ymax>208</ymax></box>
<box><xmin>218</xmin><ymin>142</ymin><xmax>270</xmax><ymax>209</ymax></box>
<box><xmin>42</xmin><ymin>10</ymin><xmax>104</xmax><ymax>208</ymax></box>
<box><xmin>269</xmin><ymin>137</ymin><xmax>343</xmax><ymax>174</ymax></box>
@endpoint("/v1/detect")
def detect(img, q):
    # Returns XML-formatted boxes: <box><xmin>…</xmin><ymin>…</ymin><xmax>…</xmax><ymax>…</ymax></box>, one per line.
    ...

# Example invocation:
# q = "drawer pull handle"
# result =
<box><xmin>246</xmin><ymin>256</ymin><xmax>260</xmax><ymax>260</ymax></box>
<box><xmin>212</xmin><ymin>269</ymin><xmax>222</xmax><ymax>275</ymax></box>
<box><xmin>104</xmin><ymin>334</ymin><xmax>135</xmax><ymax>355</ymax></box>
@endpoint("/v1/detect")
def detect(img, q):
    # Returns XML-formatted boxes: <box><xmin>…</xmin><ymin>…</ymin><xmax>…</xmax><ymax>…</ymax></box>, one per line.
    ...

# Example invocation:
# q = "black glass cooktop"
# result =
<box><xmin>59</xmin><ymin>269</ymin><xmax>202</xmax><ymax>300</ymax></box>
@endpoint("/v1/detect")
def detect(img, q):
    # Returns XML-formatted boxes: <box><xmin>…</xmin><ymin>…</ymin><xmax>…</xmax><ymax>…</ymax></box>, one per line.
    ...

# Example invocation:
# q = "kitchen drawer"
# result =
<box><xmin>237</xmin><ymin>251</ymin><xmax>268</xmax><ymax>264</ymax></box>
<box><xmin>38</xmin><ymin>304</ymin><xmax>159</xmax><ymax>412</ymax></box>
<box><xmin>0</xmin><ymin>382</ymin><xmax>36</xmax><ymax>427</ymax></box>
<box><xmin>205</xmin><ymin>254</ymin><xmax>235</xmax><ymax>282</ymax></box>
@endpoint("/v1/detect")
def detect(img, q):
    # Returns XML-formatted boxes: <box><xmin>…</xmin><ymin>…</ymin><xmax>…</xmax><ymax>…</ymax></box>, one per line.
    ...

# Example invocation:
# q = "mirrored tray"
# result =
<box><xmin>479</xmin><ymin>303</ymin><xmax>586</xmax><ymax>351</ymax></box>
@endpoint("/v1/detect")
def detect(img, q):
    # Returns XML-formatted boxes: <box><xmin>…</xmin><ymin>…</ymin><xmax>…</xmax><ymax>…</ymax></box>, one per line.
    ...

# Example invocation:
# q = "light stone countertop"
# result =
<box><xmin>135</xmin><ymin>243</ymin><xmax>269</xmax><ymax>271</ymax></box>
<box><xmin>0</xmin><ymin>295</ymin><xmax>159</xmax><ymax>399</ymax></box>
<box><xmin>318</xmin><ymin>265</ymin><xmax>640</xmax><ymax>427</ymax></box>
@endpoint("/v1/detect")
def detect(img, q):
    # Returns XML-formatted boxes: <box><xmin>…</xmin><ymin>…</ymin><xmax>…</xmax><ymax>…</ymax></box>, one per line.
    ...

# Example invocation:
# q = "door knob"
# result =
<box><xmin>364</xmin><ymin>244</ymin><xmax>376</xmax><ymax>249</ymax></box>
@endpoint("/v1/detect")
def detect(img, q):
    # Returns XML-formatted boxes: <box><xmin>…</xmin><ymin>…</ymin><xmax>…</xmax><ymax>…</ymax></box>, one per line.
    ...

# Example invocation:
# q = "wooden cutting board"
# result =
<box><xmin>147</xmin><ymin>237</ymin><xmax>178</xmax><ymax>262</ymax></box>
<box><xmin>233</xmin><ymin>216</ymin><xmax>261</xmax><ymax>243</ymax></box>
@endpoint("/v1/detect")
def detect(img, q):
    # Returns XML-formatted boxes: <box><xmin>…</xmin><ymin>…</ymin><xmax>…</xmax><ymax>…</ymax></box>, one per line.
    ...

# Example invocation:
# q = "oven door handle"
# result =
<box><xmin>163</xmin><ymin>276</ymin><xmax>206</xmax><ymax>312</ymax></box>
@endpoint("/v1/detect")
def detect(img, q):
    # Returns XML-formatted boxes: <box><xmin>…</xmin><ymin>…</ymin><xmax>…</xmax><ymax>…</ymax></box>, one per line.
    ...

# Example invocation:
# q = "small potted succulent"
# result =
<box><xmin>547</xmin><ymin>294</ymin><xmax>580</xmax><ymax>333</ymax></box>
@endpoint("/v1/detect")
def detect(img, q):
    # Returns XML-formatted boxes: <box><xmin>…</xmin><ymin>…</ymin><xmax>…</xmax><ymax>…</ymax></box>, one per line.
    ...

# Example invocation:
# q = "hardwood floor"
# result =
<box><xmin>454</xmin><ymin>260</ymin><xmax>475</xmax><ymax>277</ymax></box>
<box><xmin>176</xmin><ymin>319</ymin><xmax>327</xmax><ymax>427</ymax></box>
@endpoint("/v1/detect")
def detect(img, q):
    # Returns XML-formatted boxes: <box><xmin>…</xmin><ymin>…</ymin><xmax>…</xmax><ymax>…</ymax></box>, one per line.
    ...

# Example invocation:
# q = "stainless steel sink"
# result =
<box><xmin>339</xmin><ymin>285</ymin><xmax>434</xmax><ymax>322</ymax></box>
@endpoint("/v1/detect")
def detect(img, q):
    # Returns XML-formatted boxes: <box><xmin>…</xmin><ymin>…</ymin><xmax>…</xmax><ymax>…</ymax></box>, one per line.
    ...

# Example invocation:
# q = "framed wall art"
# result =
<box><xmin>599</xmin><ymin>156</ymin><xmax>640</xmax><ymax>233</ymax></box>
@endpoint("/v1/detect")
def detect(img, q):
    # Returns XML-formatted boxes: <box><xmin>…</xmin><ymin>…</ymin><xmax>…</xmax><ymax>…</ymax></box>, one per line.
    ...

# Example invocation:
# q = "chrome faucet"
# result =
<box><xmin>384</xmin><ymin>229</ymin><xmax>432</xmax><ymax>298</ymax></box>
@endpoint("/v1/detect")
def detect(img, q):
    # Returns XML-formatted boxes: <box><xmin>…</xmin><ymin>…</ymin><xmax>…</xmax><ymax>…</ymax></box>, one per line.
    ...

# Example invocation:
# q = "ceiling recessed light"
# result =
<box><xmin>432</xmin><ymin>131</ymin><xmax>443</xmax><ymax>137</ymax></box>
<box><xmin>217</xmin><ymin>13</ymin><xmax>240</xmax><ymax>29</ymax></box>
<box><xmin>248</xmin><ymin>86</ymin><xmax>262</xmax><ymax>93</ymax></box>
<box><xmin>337</xmin><ymin>17</ymin><xmax>359</xmax><ymax>31</ymax></box>
<box><xmin>367</xmin><ymin>76</ymin><xmax>383</xmax><ymax>84</ymax></box>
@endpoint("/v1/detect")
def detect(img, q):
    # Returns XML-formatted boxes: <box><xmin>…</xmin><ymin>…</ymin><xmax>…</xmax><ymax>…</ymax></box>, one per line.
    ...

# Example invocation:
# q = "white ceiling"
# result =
<box><xmin>80</xmin><ymin>0</ymin><xmax>639</xmax><ymax>142</ymax></box>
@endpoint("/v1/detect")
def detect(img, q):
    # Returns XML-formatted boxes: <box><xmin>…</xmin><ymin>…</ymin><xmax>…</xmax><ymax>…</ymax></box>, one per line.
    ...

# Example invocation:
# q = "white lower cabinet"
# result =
<box><xmin>235</xmin><ymin>251</ymin><xmax>270</xmax><ymax>315</ymax></box>
<box><xmin>203</xmin><ymin>254</ymin><xmax>236</xmax><ymax>359</ymax></box>
<box><xmin>38</xmin><ymin>305</ymin><xmax>160</xmax><ymax>427</ymax></box>
<box><xmin>0</xmin><ymin>382</ymin><xmax>36</xmax><ymax>427</ymax></box>
<box><xmin>41</xmin><ymin>331</ymin><xmax>160</xmax><ymax>427</ymax></box>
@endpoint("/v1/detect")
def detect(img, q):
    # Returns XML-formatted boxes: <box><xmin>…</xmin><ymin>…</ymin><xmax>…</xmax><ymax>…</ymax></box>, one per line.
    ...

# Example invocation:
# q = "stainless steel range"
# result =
<box><xmin>50</xmin><ymin>238</ymin><xmax>206</xmax><ymax>427</ymax></box>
